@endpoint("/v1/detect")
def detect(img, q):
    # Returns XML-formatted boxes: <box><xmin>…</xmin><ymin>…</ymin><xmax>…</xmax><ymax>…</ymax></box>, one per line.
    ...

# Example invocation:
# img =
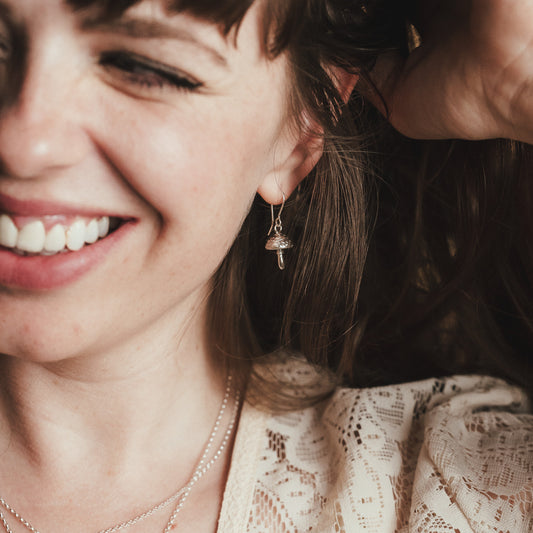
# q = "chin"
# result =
<box><xmin>0</xmin><ymin>306</ymin><xmax>97</xmax><ymax>366</ymax></box>
<box><xmin>0</xmin><ymin>331</ymin><xmax>84</xmax><ymax>366</ymax></box>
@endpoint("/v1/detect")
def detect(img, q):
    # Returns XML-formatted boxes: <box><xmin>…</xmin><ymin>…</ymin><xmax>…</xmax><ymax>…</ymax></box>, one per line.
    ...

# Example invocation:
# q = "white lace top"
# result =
<box><xmin>218</xmin><ymin>362</ymin><xmax>533</xmax><ymax>532</ymax></box>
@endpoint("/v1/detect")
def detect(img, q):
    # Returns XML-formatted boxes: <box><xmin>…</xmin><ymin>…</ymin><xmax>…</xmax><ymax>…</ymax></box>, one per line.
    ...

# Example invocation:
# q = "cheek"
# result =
<box><xmin>80</xmin><ymin>93</ymin><xmax>282</xmax><ymax>305</ymax></box>
<box><xmin>94</xmin><ymin>96</ymin><xmax>279</xmax><ymax>233</ymax></box>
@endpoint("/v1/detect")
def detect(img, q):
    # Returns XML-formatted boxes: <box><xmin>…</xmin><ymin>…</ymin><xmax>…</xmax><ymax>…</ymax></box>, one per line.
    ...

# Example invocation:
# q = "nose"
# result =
<box><xmin>0</xmin><ymin>65</ymin><xmax>91</xmax><ymax>179</ymax></box>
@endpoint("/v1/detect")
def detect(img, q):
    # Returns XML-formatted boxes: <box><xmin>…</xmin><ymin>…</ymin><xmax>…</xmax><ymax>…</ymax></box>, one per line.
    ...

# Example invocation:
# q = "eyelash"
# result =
<box><xmin>99</xmin><ymin>51</ymin><xmax>202</xmax><ymax>92</ymax></box>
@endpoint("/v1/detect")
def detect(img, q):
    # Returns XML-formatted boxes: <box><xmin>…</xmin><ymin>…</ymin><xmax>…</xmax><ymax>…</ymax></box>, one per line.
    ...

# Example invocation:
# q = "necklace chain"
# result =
<box><xmin>0</xmin><ymin>373</ymin><xmax>241</xmax><ymax>533</ymax></box>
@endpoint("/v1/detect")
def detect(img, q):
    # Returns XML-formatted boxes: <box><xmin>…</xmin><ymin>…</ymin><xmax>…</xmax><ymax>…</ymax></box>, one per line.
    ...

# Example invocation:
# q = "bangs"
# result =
<box><xmin>66</xmin><ymin>0</ymin><xmax>257</xmax><ymax>33</ymax></box>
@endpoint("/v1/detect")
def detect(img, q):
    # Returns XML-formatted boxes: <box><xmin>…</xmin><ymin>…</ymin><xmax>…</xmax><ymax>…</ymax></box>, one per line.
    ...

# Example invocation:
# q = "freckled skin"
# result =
<box><xmin>0</xmin><ymin>0</ymin><xmax>293</xmax><ymax>366</ymax></box>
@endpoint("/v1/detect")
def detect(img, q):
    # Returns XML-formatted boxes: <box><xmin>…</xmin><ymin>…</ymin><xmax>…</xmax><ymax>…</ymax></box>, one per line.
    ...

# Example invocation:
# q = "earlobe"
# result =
<box><xmin>257</xmin><ymin>129</ymin><xmax>324</xmax><ymax>205</ymax></box>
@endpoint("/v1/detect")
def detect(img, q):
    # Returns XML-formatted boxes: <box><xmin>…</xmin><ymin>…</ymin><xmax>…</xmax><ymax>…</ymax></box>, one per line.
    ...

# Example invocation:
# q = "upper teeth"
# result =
<box><xmin>0</xmin><ymin>214</ymin><xmax>111</xmax><ymax>255</ymax></box>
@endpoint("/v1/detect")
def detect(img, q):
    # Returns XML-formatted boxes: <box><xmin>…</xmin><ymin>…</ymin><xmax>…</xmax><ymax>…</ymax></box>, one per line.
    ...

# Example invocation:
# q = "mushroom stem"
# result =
<box><xmin>277</xmin><ymin>250</ymin><xmax>285</xmax><ymax>270</ymax></box>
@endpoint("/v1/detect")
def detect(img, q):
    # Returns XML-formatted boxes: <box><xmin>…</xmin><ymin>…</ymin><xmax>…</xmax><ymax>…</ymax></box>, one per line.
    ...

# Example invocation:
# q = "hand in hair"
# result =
<box><xmin>368</xmin><ymin>0</ymin><xmax>533</xmax><ymax>144</ymax></box>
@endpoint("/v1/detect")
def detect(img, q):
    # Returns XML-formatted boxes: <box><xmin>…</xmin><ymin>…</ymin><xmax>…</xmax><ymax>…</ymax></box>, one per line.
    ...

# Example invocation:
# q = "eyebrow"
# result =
<box><xmin>82</xmin><ymin>16</ymin><xmax>228</xmax><ymax>67</ymax></box>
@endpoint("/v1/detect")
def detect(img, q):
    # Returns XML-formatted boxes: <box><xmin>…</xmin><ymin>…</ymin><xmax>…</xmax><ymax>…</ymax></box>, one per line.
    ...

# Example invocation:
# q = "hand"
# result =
<box><xmin>369</xmin><ymin>0</ymin><xmax>533</xmax><ymax>143</ymax></box>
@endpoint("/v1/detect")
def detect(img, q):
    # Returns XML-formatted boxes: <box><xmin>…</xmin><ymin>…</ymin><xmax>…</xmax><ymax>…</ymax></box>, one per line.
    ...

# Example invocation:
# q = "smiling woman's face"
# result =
<box><xmin>0</xmin><ymin>0</ymin><xmax>296</xmax><ymax>363</ymax></box>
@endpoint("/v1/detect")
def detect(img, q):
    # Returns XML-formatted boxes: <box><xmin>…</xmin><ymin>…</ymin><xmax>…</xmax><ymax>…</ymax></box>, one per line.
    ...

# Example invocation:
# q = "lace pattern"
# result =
<box><xmin>218</xmin><ymin>365</ymin><xmax>532</xmax><ymax>532</ymax></box>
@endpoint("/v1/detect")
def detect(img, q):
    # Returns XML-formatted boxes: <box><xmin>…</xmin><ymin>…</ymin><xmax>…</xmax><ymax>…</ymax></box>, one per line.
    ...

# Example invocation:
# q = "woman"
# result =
<box><xmin>0</xmin><ymin>0</ymin><xmax>530</xmax><ymax>532</ymax></box>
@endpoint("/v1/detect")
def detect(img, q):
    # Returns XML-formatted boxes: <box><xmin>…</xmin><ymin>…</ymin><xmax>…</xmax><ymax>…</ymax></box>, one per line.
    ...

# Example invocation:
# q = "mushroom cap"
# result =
<box><xmin>265</xmin><ymin>234</ymin><xmax>294</xmax><ymax>251</ymax></box>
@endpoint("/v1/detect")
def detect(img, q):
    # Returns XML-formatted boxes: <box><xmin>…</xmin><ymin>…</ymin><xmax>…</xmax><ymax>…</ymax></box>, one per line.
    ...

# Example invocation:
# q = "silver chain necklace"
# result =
<box><xmin>0</xmin><ymin>373</ymin><xmax>241</xmax><ymax>533</ymax></box>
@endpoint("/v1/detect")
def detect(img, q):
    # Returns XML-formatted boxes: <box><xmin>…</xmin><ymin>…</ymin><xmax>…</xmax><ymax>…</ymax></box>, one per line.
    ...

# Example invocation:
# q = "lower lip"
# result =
<box><xmin>0</xmin><ymin>222</ymin><xmax>134</xmax><ymax>290</ymax></box>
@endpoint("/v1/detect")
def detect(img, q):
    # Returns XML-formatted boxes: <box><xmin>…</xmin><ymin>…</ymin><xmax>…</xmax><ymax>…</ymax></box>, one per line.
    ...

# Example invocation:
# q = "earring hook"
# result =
<box><xmin>267</xmin><ymin>193</ymin><xmax>286</xmax><ymax>236</ymax></box>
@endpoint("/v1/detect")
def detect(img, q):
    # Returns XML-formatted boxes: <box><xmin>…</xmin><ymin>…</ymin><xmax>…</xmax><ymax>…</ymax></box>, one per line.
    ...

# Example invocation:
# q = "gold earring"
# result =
<box><xmin>265</xmin><ymin>193</ymin><xmax>293</xmax><ymax>271</ymax></box>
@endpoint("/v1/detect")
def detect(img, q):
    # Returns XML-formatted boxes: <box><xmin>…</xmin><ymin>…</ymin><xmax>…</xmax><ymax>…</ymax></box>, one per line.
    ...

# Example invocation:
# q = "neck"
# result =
<box><xmin>0</xmin><ymin>305</ymin><xmax>230</xmax><ymax>496</ymax></box>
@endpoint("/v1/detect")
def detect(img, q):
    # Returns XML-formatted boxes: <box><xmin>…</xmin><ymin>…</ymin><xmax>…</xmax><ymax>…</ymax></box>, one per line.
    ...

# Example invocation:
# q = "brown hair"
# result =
<box><xmin>66</xmin><ymin>0</ymin><xmax>532</xmax><ymax>400</ymax></box>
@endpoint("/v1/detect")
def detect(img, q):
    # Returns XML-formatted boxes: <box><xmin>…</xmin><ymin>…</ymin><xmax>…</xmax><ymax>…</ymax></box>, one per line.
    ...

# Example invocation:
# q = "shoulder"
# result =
<box><xmin>220</xmin><ymin>361</ymin><xmax>533</xmax><ymax>533</ymax></box>
<box><xmin>407</xmin><ymin>376</ymin><xmax>532</xmax><ymax>533</ymax></box>
<box><xmin>327</xmin><ymin>375</ymin><xmax>532</xmax><ymax>531</ymax></box>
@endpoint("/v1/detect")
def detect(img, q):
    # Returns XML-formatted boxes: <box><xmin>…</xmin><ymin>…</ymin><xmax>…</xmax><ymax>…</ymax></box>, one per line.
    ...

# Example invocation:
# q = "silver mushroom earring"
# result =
<box><xmin>265</xmin><ymin>194</ymin><xmax>293</xmax><ymax>270</ymax></box>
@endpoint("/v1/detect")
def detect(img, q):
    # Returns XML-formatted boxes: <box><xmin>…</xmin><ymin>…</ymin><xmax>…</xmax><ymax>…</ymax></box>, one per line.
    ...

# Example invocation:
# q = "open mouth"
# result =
<box><xmin>0</xmin><ymin>214</ymin><xmax>126</xmax><ymax>256</ymax></box>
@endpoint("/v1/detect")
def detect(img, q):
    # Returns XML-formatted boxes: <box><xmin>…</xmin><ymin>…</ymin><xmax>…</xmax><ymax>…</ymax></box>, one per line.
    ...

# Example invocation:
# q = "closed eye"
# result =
<box><xmin>99</xmin><ymin>50</ymin><xmax>203</xmax><ymax>92</ymax></box>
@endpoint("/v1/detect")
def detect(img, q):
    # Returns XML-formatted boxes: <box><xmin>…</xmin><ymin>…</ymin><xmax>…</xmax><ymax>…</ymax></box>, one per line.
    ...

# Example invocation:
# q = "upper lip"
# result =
<box><xmin>0</xmin><ymin>192</ymin><xmax>132</xmax><ymax>219</ymax></box>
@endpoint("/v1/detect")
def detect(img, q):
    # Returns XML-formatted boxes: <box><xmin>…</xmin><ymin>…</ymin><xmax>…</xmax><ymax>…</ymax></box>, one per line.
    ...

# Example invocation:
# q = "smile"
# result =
<box><xmin>0</xmin><ymin>214</ymin><xmax>120</xmax><ymax>255</ymax></box>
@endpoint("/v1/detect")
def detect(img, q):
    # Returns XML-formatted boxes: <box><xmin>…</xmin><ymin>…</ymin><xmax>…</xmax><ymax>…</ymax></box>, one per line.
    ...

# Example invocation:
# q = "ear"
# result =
<box><xmin>256</xmin><ymin>126</ymin><xmax>324</xmax><ymax>205</ymax></box>
<box><xmin>257</xmin><ymin>69</ymin><xmax>358</xmax><ymax>205</ymax></box>
<box><xmin>332</xmin><ymin>67</ymin><xmax>359</xmax><ymax>105</ymax></box>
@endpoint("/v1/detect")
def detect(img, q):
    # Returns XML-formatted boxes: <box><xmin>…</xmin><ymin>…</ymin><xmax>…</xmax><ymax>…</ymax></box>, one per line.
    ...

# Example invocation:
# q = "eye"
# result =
<box><xmin>99</xmin><ymin>51</ymin><xmax>202</xmax><ymax>92</ymax></box>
